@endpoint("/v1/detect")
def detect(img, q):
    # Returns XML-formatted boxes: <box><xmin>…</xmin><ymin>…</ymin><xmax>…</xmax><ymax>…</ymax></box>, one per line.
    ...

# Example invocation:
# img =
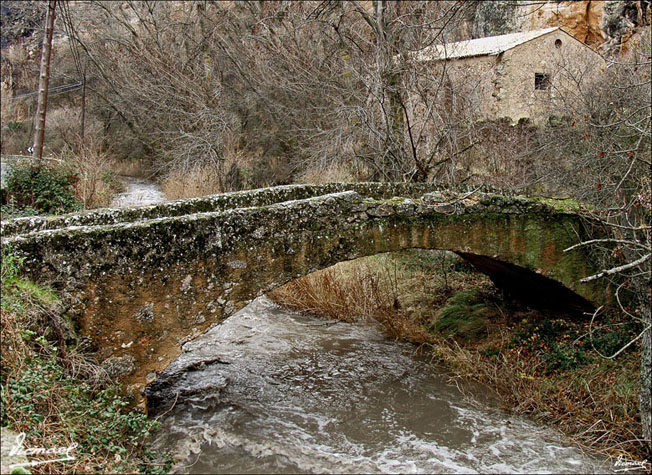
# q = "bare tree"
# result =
<box><xmin>62</xmin><ymin>1</ymin><xmax>239</xmax><ymax>180</ymax></box>
<box><xmin>59</xmin><ymin>1</ymin><xmax>485</xmax><ymax>187</ymax></box>
<box><xmin>552</xmin><ymin>38</ymin><xmax>652</xmax><ymax>454</ymax></box>
<box><xmin>209</xmin><ymin>1</ymin><xmax>477</xmax><ymax>182</ymax></box>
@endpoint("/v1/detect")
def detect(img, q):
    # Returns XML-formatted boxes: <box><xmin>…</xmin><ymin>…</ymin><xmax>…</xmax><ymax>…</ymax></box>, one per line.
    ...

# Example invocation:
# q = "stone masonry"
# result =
<box><xmin>1</xmin><ymin>184</ymin><xmax>602</xmax><ymax>398</ymax></box>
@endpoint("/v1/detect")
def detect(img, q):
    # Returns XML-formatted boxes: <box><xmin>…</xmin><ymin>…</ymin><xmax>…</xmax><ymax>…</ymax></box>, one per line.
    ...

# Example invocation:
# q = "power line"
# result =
<box><xmin>59</xmin><ymin>0</ymin><xmax>84</xmax><ymax>76</ymax></box>
<box><xmin>7</xmin><ymin>2</ymin><xmax>86</xmax><ymax>102</ymax></box>
<box><xmin>8</xmin><ymin>81</ymin><xmax>83</xmax><ymax>101</ymax></box>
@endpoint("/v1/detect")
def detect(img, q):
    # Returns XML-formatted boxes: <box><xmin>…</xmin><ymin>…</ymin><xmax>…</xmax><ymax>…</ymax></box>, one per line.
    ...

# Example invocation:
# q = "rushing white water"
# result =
<box><xmin>111</xmin><ymin>176</ymin><xmax>166</xmax><ymax>207</ymax></box>
<box><xmin>151</xmin><ymin>296</ymin><xmax>608</xmax><ymax>474</ymax></box>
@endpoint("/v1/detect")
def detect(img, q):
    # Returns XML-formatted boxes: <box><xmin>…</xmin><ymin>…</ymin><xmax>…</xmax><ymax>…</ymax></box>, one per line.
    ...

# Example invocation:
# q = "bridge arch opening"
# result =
<box><xmin>144</xmin><ymin>247</ymin><xmax>593</xmax><ymax>418</ymax></box>
<box><xmin>453</xmin><ymin>252</ymin><xmax>594</xmax><ymax>314</ymax></box>
<box><xmin>266</xmin><ymin>249</ymin><xmax>593</xmax><ymax>320</ymax></box>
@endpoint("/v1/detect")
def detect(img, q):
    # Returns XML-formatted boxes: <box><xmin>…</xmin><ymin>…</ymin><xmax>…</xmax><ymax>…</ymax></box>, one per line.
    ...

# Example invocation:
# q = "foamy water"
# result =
<box><xmin>150</xmin><ymin>296</ymin><xmax>608</xmax><ymax>474</ymax></box>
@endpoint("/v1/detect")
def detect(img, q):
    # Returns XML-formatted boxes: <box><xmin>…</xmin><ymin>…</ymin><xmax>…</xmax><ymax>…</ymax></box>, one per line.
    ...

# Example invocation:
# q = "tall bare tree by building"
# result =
<box><xmin>547</xmin><ymin>36</ymin><xmax>651</xmax><ymax>454</ymax></box>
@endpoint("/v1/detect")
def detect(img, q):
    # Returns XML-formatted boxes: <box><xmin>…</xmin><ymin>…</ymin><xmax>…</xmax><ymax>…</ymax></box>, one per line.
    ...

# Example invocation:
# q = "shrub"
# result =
<box><xmin>587</xmin><ymin>325</ymin><xmax>638</xmax><ymax>357</ymax></box>
<box><xmin>0</xmin><ymin>248</ymin><xmax>21</xmax><ymax>284</ymax></box>
<box><xmin>543</xmin><ymin>343</ymin><xmax>591</xmax><ymax>373</ymax></box>
<box><xmin>3</xmin><ymin>163</ymin><xmax>80</xmax><ymax>215</ymax></box>
<box><xmin>65</xmin><ymin>142</ymin><xmax>125</xmax><ymax>208</ymax></box>
<box><xmin>511</xmin><ymin>318</ymin><xmax>578</xmax><ymax>348</ymax></box>
<box><xmin>4</xmin><ymin>359</ymin><xmax>165</xmax><ymax>473</ymax></box>
<box><xmin>510</xmin><ymin>314</ymin><xmax>640</xmax><ymax>372</ymax></box>
<box><xmin>0</xmin><ymin>203</ymin><xmax>41</xmax><ymax>220</ymax></box>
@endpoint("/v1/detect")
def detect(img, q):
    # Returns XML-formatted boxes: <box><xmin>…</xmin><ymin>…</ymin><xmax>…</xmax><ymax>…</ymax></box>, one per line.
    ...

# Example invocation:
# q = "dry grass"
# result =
<box><xmin>107</xmin><ymin>158</ymin><xmax>152</xmax><ymax>179</ymax></box>
<box><xmin>161</xmin><ymin>132</ymin><xmax>254</xmax><ymax>199</ymax></box>
<box><xmin>269</xmin><ymin>251</ymin><xmax>646</xmax><ymax>462</ymax></box>
<box><xmin>62</xmin><ymin>141</ymin><xmax>123</xmax><ymax>209</ymax></box>
<box><xmin>1</xmin><ymin>285</ymin><xmax>104</xmax><ymax>473</ymax></box>
<box><xmin>296</xmin><ymin>161</ymin><xmax>359</xmax><ymax>184</ymax></box>
<box><xmin>1</xmin><ymin>308</ymin><xmax>34</xmax><ymax>373</ymax></box>
<box><xmin>270</xmin><ymin>255</ymin><xmax>433</xmax><ymax>342</ymax></box>
<box><xmin>0</xmin><ymin>101</ymin><xmax>32</xmax><ymax>156</ymax></box>
<box><xmin>429</xmin><ymin>326</ymin><xmax>643</xmax><ymax>459</ymax></box>
<box><xmin>160</xmin><ymin>164</ymin><xmax>225</xmax><ymax>200</ymax></box>
<box><xmin>270</xmin><ymin>258</ymin><xmax>389</xmax><ymax>322</ymax></box>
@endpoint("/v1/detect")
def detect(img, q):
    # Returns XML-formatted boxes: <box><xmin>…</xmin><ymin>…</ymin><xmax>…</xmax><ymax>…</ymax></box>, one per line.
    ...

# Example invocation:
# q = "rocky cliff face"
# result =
<box><xmin>471</xmin><ymin>1</ymin><xmax>650</xmax><ymax>52</ymax></box>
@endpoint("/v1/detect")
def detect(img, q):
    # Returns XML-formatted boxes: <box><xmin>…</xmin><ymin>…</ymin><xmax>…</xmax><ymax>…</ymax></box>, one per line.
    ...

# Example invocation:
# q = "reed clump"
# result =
<box><xmin>270</xmin><ymin>253</ymin><xmax>454</xmax><ymax>342</ymax></box>
<box><xmin>160</xmin><ymin>164</ymin><xmax>226</xmax><ymax>200</ymax></box>
<box><xmin>65</xmin><ymin>142</ymin><xmax>125</xmax><ymax>209</ymax></box>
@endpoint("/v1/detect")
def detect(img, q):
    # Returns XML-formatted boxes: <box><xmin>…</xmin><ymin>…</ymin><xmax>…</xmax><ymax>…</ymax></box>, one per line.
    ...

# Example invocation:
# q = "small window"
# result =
<box><xmin>535</xmin><ymin>73</ymin><xmax>551</xmax><ymax>90</ymax></box>
<box><xmin>555</xmin><ymin>39</ymin><xmax>562</xmax><ymax>48</ymax></box>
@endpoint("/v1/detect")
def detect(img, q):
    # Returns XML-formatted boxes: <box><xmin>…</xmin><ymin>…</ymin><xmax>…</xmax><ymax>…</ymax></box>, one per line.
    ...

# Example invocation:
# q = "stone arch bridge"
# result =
<box><xmin>1</xmin><ymin>183</ymin><xmax>603</xmax><ymax>394</ymax></box>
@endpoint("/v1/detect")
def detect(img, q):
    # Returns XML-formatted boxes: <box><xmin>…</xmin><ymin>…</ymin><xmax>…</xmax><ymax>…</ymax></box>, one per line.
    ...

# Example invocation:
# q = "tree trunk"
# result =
<box><xmin>33</xmin><ymin>0</ymin><xmax>56</xmax><ymax>164</ymax></box>
<box><xmin>639</xmin><ymin>283</ymin><xmax>652</xmax><ymax>456</ymax></box>
<box><xmin>373</xmin><ymin>0</ymin><xmax>405</xmax><ymax>181</ymax></box>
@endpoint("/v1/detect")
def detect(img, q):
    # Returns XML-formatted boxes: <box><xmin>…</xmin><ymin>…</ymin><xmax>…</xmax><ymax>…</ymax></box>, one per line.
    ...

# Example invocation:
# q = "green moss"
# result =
<box><xmin>1</xmin><ymin>250</ymin><xmax>58</xmax><ymax>313</ymax></box>
<box><xmin>531</xmin><ymin>196</ymin><xmax>582</xmax><ymax>212</ymax></box>
<box><xmin>386</xmin><ymin>196</ymin><xmax>406</xmax><ymax>204</ymax></box>
<box><xmin>430</xmin><ymin>289</ymin><xmax>493</xmax><ymax>341</ymax></box>
<box><xmin>14</xmin><ymin>280</ymin><xmax>58</xmax><ymax>305</ymax></box>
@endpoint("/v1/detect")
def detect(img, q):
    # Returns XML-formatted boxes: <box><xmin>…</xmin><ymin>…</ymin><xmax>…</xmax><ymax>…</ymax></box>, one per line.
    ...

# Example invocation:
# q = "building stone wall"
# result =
<box><xmin>423</xmin><ymin>30</ymin><xmax>605</xmax><ymax>124</ymax></box>
<box><xmin>499</xmin><ymin>30</ymin><xmax>605</xmax><ymax>123</ymax></box>
<box><xmin>454</xmin><ymin>54</ymin><xmax>498</xmax><ymax>119</ymax></box>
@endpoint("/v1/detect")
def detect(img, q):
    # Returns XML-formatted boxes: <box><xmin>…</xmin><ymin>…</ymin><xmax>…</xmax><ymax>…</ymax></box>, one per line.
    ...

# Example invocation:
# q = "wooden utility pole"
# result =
<box><xmin>33</xmin><ymin>0</ymin><xmax>57</xmax><ymax>165</ymax></box>
<box><xmin>80</xmin><ymin>66</ymin><xmax>86</xmax><ymax>150</ymax></box>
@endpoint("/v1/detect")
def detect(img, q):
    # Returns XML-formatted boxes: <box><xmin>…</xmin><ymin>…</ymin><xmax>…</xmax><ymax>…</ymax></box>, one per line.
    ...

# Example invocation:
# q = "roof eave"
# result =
<box><xmin>433</xmin><ymin>50</ymin><xmax>504</xmax><ymax>62</ymax></box>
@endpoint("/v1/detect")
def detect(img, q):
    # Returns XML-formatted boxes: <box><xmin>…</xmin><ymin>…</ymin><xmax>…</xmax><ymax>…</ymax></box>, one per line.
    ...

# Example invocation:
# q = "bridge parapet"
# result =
<box><xmin>1</xmin><ymin>186</ymin><xmax>600</xmax><ymax>397</ymax></box>
<box><xmin>1</xmin><ymin>182</ymin><xmax>511</xmax><ymax>237</ymax></box>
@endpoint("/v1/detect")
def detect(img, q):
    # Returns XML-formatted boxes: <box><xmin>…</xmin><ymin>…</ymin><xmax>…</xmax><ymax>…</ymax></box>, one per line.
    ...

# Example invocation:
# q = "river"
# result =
<box><xmin>110</xmin><ymin>176</ymin><xmax>166</xmax><ymax>207</ymax></box>
<box><xmin>149</xmin><ymin>296</ymin><xmax>608</xmax><ymax>474</ymax></box>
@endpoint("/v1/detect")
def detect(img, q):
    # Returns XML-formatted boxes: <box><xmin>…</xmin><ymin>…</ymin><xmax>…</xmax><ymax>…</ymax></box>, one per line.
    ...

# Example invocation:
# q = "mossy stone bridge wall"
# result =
<box><xmin>1</xmin><ymin>183</ymin><xmax>602</xmax><ymax>396</ymax></box>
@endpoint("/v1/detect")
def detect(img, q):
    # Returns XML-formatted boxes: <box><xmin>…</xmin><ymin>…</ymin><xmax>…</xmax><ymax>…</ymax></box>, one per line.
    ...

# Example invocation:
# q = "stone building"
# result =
<box><xmin>415</xmin><ymin>27</ymin><xmax>606</xmax><ymax>124</ymax></box>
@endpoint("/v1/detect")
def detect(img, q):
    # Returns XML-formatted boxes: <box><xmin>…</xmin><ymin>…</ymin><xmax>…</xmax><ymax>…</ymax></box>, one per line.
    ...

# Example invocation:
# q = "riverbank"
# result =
<box><xmin>269</xmin><ymin>250</ymin><xmax>645</xmax><ymax>463</ymax></box>
<box><xmin>0</xmin><ymin>251</ymin><xmax>169</xmax><ymax>474</ymax></box>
